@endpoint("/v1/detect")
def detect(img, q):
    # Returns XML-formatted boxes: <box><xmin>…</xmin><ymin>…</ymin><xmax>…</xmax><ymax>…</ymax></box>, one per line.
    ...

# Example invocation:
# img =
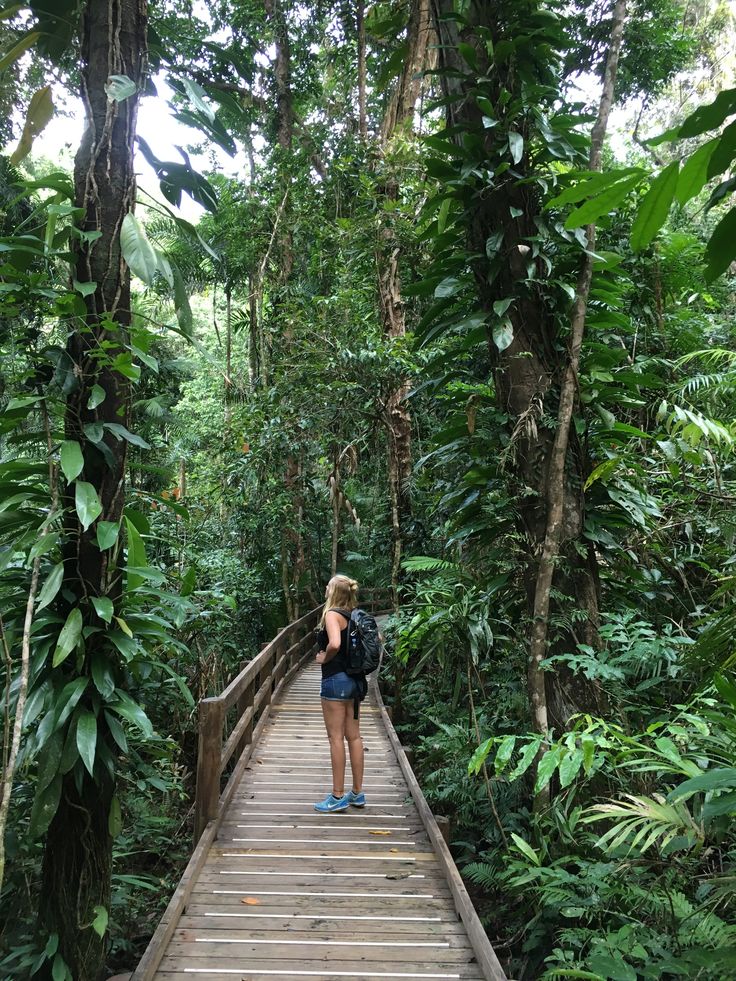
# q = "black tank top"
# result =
<box><xmin>318</xmin><ymin>608</ymin><xmax>351</xmax><ymax>679</ymax></box>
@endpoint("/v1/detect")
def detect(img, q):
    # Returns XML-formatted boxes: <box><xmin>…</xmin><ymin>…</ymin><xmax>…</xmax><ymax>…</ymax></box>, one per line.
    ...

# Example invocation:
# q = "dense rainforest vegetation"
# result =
<box><xmin>1</xmin><ymin>0</ymin><xmax>736</xmax><ymax>977</ymax></box>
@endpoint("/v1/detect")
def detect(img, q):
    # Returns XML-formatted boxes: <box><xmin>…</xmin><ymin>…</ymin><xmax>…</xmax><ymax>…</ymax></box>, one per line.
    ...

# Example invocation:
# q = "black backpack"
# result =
<box><xmin>345</xmin><ymin>608</ymin><xmax>382</xmax><ymax>677</ymax></box>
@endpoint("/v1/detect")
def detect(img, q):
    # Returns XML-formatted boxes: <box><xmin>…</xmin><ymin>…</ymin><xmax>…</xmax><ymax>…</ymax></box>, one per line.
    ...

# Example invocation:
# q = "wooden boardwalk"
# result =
<box><xmin>133</xmin><ymin>609</ymin><xmax>506</xmax><ymax>981</ymax></box>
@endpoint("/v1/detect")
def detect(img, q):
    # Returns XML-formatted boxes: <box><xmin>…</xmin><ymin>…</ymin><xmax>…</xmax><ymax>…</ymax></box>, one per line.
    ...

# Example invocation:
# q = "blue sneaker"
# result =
<box><xmin>348</xmin><ymin>790</ymin><xmax>366</xmax><ymax>808</ymax></box>
<box><xmin>314</xmin><ymin>793</ymin><xmax>350</xmax><ymax>813</ymax></box>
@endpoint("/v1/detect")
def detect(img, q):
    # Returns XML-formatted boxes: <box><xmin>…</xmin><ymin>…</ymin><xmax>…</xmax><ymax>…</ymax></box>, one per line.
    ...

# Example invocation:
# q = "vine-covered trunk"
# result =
<box><xmin>431</xmin><ymin>0</ymin><xmax>607</xmax><ymax>730</ymax></box>
<box><xmin>37</xmin><ymin>0</ymin><xmax>147</xmax><ymax>975</ymax></box>
<box><xmin>376</xmin><ymin>1</ymin><xmax>435</xmax><ymax>602</ymax></box>
<box><xmin>527</xmin><ymin>0</ymin><xmax>627</xmax><ymax>742</ymax></box>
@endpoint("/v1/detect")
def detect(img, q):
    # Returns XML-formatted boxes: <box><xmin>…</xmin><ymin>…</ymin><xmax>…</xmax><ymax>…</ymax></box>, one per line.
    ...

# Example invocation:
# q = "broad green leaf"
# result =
<box><xmin>434</xmin><ymin>276</ymin><xmax>462</xmax><ymax>298</ymax></box>
<box><xmin>55</xmin><ymin>677</ymin><xmax>88</xmax><ymax>730</ymax></box>
<box><xmin>704</xmin><ymin>206</ymin><xmax>736</xmax><ymax>281</ymax></box>
<box><xmin>510</xmin><ymin>832</ymin><xmax>541</xmax><ymax>866</ymax></box>
<box><xmin>0</xmin><ymin>30</ymin><xmax>40</xmax><ymax>72</ymax></box>
<box><xmin>547</xmin><ymin>168</ymin><xmax>644</xmax><ymax>209</ymax></box>
<box><xmin>564</xmin><ymin>173</ymin><xmax>642</xmax><ymax>229</ymax></box>
<box><xmin>559</xmin><ymin>748</ymin><xmax>584</xmax><ymax>789</ymax></box>
<box><xmin>52</xmin><ymin>608</ymin><xmax>83</xmax><ymax>667</ymax></box>
<box><xmin>105</xmin><ymin>422</ymin><xmax>150</xmax><ymax>448</ymax></box>
<box><xmin>437</xmin><ymin>197</ymin><xmax>451</xmax><ymax>234</ymax></box>
<box><xmin>508</xmin><ymin>738</ymin><xmax>541</xmax><ymax>780</ymax></box>
<box><xmin>108</xmin><ymin>796</ymin><xmax>122</xmax><ymax>837</ymax></box>
<box><xmin>630</xmin><ymin>161</ymin><xmax>679</xmax><ymax>252</ymax></box>
<box><xmin>29</xmin><ymin>772</ymin><xmax>61</xmax><ymax>838</ymax></box>
<box><xmin>87</xmin><ymin>384</ymin><xmax>106</xmax><ymax>410</ymax></box>
<box><xmin>91</xmin><ymin>652</ymin><xmax>115</xmax><ymax>698</ymax></box>
<box><xmin>120</xmin><ymin>212</ymin><xmax>158</xmax><ymax>284</ymax></box>
<box><xmin>534</xmin><ymin>747</ymin><xmax>559</xmax><ymax>793</ymax></box>
<box><xmin>584</xmin><ymin>456</ymin><xmax>620</xmax><ymax>490</ymax></box>
<box><xmin>84</xmin><ymin>421</ymin><xmax>104</xmax><ymax>443</ymax></box>
<box><xmin>72</xmin><ymin>279</ymin><xmax>96</xmax><ymax>298</ymax></box>
<box><xmin>702</xmin><ymin>118</ymin><xmax>736</xmax><ymax>182</ymax></box>
<box><xmin>182</xmin><ymin>77</ymin><xmax>215</xmax><ymax>121</ymax></box>
<box><xmin>678</xmin><ymin>87</ymin><xmax>736</xmax><ymax>139</ymax></box>
<box><xmin>59</xmin><ymin>440</ymin><xmax>84</xmax><ymax>481</ymax></box>
<box><xmin>51</xmin><ymin>954</ymin><xmax>66</xmax><ymax>981</ymax></box>
<box><xmin>104</xmin><ymin>711</ymin><xmax>128</xmax><ymax>753</ymax></box>
<box><xmin>675</xmin><ymin>139</ymin><xmax>718</xmax><ymax>205</ymax></box>
<box><xmin>493</xmin><ymin>319</ymin><xmax>513</xmax><ymax>351</ymax></box>
<box><xmin>75</xmin><ymin>481</ymin><xmax>102</xmax><ymax>530</ymax></box>
<box><xmin>495</xmin><ymin>734</ymin><xmax>516</xmax><ymax>773</ymax></box>
<box><xmin>36</xmin><ymin>730</ymin><xmax>63</xmax><ymax>793</ymax></box>
<box><xmin>104</xmin><ymin>74</ymin><xmax>137</xmax><ymax>102</ymax></box>
<box><xmin>76</xmin><ymin>710</ymin><xmax>97</xmax><ymax>776</ymax></box>
<box><xmin>37</xmin><ymin>562</ymin><xmax>63</xmax><ymax>612</ymax></box>
<box><xmin>180</xmin><ymin>566</ymin><xmax>196</xmax><ymax>596</ymax></box>
<box><xmin>172</xmin><ymin>262</ymin><xmax>193</xmax><ymax>336</ymax></box>
<box><xmin>468</xmin><ymin>737</ymin><xmax>493</xmax><ymax>775</ymax></box>
<box><xmin>125</xmin><ymin>517</ymin><xmax>147</xmax><ymax>589</ymax></box>
<box><xmin>114</xmin><ymin>615</ymin><xmax>133</xmax><ymax>638</ymax></box>
<box><xmin>10</xmin><ymin>84</ymin><xmax>54</xmax><ymax>165</ymax></box>
<box><xmin>91</xmin><ymin>596</ymin><xmax>114</xmax><ymax>623</ymax></box>
<box><xmin>493</xmin><ymin>298</ymin><xmax>513</xmax><ymax>316</ymax></box>
<box><xmin>110</xmin><ymin>691</ymin><xmax>153</xmax><ymax>738</ymax></box>
<box><xmin>91</xmin><ymin>905</ymin><xmax>108</xmax><ymax>938</ymax></box>
<box><xmin>457</xmin><ymin>41</ymin><xmax>478</xmax><ymax>70</ymax></box>
<box><xmin>96</xmin><ymin>520</ymin><xmax>120</xmax><ymax>551</ymax></box>
<box><xmin>508</xmin><ymin>131</ymin><xmax>523</xmax><ymax>164</ymax></box>
<box><xmin>669</xmin><ymin>767</ymin><xmax>736</xmax><ymax>801</ymax></box>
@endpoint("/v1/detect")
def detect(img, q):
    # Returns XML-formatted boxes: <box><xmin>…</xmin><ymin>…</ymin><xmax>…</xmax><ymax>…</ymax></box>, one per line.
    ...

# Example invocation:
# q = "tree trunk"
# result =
<box><xmin>38</xmin><ymin>0</ymin><xmax>147</xmax><ymax>975</ymax></box>
<box><xmin>357</xmin><ymin>0</ymin><xmax>368</xmax><ymax>139</ymax></box>
<box><xmin>380</xmin><ymin>0</ymin><xmax>434</xmax><ymax>141</ymax></box>
<box><xmin>225</xmin><ymin>285</ymin><xmax>233</xmax><ymax>426</ymax></box>
<box><xmin>430</xmin><ymin>0</ymin><xmax>610</xmax><ymax>730</ymax></box>
<box><xmin>528</xmin><ymin>0</ymin><xmax>627</xmax><ymax>741</ymax></box>
<box><xmin>376</xmin><ymin>5</ymin><xmax>434</xmax><ymax>602</ymax></box>
<box><xmin>248</xmin><ymin>271</ymin><xmax>259</xmax><ymax>390</ymax></box>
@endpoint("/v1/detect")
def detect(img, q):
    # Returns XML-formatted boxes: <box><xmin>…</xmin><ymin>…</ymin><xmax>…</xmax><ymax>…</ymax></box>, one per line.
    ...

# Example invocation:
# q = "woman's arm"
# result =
<box><xmin>315</xmin><ymin>611</ymin><xmax>345</xmax><ymax>664</ymax></box>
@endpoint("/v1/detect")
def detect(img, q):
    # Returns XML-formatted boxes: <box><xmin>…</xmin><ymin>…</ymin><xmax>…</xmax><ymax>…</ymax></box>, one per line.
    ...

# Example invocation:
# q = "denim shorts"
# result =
<box><xmin>320</xmin><ymin>671</ymin><xmax>359</xmax><ymax>701</ymax></box>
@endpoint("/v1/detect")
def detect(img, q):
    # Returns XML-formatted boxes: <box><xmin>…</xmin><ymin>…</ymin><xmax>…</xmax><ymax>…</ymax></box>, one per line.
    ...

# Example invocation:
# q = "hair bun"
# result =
<box><xmin>350</xmin><ymin>579</ymin><xmax>359</xmax><ymax>591</ymax></box>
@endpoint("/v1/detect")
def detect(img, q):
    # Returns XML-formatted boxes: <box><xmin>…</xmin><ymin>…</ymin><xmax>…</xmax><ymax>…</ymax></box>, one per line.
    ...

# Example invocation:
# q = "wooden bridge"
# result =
<box><xmin>132</xmin><ymin>591</ymin><xmax>507</xmax><ymax>981</ymax></box>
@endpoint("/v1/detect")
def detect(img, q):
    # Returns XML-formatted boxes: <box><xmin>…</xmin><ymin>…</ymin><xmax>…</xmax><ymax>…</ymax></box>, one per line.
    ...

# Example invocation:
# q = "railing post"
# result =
<box><xmin>194</xmin><ymin>697</ymin><xmax>225</xmax><ymax>844</ymax></box>
<box><xmin>235</xmin><ymin>679</ymin><xmax>255</xmax><ymax>759</ymax></box>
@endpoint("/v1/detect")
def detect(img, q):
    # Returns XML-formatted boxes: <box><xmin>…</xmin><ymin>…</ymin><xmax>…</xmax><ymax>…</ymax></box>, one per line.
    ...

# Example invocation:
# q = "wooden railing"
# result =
<box><xmin>192</xmin><ymin>586</ymin><xmax>394</xmax><ymax>842</ymax></box>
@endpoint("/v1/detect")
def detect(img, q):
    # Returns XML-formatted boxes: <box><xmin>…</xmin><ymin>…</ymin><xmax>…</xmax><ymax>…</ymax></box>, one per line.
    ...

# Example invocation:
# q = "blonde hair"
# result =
<box><xmin>320</xmin><ymin>574</ymin><xmax>358</xmax><ymax>627</ymax></box>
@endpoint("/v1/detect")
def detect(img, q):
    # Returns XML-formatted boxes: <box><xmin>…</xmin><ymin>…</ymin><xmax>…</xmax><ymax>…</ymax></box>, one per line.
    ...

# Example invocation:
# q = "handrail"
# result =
<box><xmin>192</xmin><ymin>586</ymin><xmax>393</xmax><ymax>842</ymax></box>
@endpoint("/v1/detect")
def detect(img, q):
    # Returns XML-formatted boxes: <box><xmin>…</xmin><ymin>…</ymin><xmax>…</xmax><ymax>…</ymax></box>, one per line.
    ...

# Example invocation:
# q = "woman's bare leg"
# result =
<box><xmin>321</xmin><ymin>699</ymin><xmax>347</xmax><ymax>796</ymax></box>
<box><xmin>344</xmin><ymin>703</ymin><xmax>364</xmax><ymax>793</ymax></box>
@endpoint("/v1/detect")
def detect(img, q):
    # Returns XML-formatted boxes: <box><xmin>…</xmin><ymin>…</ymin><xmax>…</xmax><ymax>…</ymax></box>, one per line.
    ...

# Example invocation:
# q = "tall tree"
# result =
<box><xmin>376</xmin><ymin>0</ymin><xmax>436</xmax><ymax>600</ymax></box>
<box><xmin>429</xmin><ymin>0</ymin><xmax>615</xmax><ymax>728</ymax></box>
<box><xmin>37</xmin><ymin>1</ymin><xmax>147</xmax><ymax>976</ymax></box>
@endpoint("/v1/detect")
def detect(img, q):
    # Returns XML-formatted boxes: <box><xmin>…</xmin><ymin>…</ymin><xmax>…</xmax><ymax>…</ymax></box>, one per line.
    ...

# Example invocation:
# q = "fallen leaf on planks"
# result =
<box><xmin>369</xmin><ymin>830</ymin><xmax>391</xmax><ymax>836</ymax></box>
<box><xmin>390</xmin><ymin>848</ymin><xmax>399</xmax><ymax>853</ymax></box>
<box><xmin>241</xmin><ymin>897</ymin><xmax>260</xmax><ymax>905</ymax></box>
<box><xmin>385</xmin><ymin>871</ymin><xmax>412</xmax><ymax>880</ymax></box>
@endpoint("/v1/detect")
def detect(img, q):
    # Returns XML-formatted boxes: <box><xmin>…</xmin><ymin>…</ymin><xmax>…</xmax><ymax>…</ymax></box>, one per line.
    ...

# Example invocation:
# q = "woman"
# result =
<box><xmin>313</xmin><ymin>574</ymin><xmax>366</xmax><ymax>813</ymax></box>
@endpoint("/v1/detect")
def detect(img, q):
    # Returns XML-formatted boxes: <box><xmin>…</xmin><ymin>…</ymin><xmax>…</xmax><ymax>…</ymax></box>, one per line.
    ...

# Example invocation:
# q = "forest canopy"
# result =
<box><xmin>1</xmin><ymin>0</ymin><xmax>736</xmax><ymax>978</ymax></box>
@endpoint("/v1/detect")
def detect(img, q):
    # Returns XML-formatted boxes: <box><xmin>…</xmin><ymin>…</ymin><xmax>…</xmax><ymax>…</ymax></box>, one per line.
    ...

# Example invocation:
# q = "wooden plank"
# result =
<box><xmin>172</xmin><ymin>928</ymin><xmax>472</xmax><ymax>948</ymax></box>
<box><xmin>158</xmin><ymin>955</ymin><xmax>485</xmax><ymax>977</ymax></box>
<box><xmin>156</xmin><ymin>971</ymin><xmax>485</xmax><ymax>980</ymax></box>
<box><xmin>178</xmin><ymin>914</ymin><xmax>466</xmax><ymax>932</ymax></box>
